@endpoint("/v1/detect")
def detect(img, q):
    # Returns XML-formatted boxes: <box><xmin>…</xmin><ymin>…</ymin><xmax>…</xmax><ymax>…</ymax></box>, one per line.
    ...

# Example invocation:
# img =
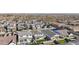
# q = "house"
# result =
<box><xmin>69</xmin><ymin>20</ymin><xmax>79</xmax><ymax>26</ymax></box>
<box><xmin>17</xmin><ymin>30</ymin><xmax>33</xmax><ymax>45</ymax></box>
<box><xmin>32</xmin><ymin>30</ymin><xmax>45</xmax><ymax>39</ymax></box>
<box><xmin>71</xmin><ymin>26</ymin><xmax>79</xmax><ymax>32</ymax></box>
<box><xmin>0</xmin><ymin>32</ymin><xmax>16</xmax><ymax>45</ymax></box>
<box><xmin>69</xmin><ymin>20</ymin><xmax>79</xmax><ymax>32</ymax></box>
<box><xmin>7</xmin><ymin>21</ymin><xmax>16</xmax><ymax>32</ymax></box>
<box><xmin>17</xmin><ymin>22</ymin><xmax>25</xmax><ymax>31</ymax></box>
<box><xmin>36</xmin><ymin>24</ymin><xmax>41</xmax><ymax>29</ymax></box>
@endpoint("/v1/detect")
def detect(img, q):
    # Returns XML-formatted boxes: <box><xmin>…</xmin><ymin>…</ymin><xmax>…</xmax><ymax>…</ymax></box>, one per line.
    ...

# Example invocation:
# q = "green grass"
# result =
<box><xmin>36</xmin><ymin>39</ymin><xmax>46</xmax><ymax>44</ymax></box>
<box><xmin>58</xmin><ymin>40</ymin><xmax>65</xmax><ymax>44</ymax></box>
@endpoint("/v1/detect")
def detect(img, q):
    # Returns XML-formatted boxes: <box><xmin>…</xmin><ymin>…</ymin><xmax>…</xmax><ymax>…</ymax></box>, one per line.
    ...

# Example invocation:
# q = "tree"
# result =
<box><xmin>64</xmin><ymin>38</ymin><xmax>70</xmax><ymax>42</ymax></box>
<box><xmin>53</xmin><ymin>40</ymin><xmax>59</xmax><ymax>44</ymax></box>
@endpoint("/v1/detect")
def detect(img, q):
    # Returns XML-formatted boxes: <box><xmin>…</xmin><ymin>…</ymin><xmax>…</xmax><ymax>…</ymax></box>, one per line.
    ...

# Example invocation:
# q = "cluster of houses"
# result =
<box><xmin>0</xmin><ymin>19</ymin><xmax>54</xmax><ymax>45</ymax></box>
<box><xmin>16</xmin><ymin>20</ymin><xmax>53</xmax><ymax>31</ymax></box>
<box><xmin>0</xmin><ymin>15</ymin><xmax>78</xmax><ymax>45</ymax></box>
<box><xmin>16</xmin><ymin>20</ymin><xmax>77</xmax><ymax>45</ymax></box>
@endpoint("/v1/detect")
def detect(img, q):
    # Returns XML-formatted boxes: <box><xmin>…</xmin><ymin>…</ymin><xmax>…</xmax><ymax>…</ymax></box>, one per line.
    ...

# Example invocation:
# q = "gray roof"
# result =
<box><xmin>17</xmin><ymin>31</ymin><xmax>32</xmax><ymax>36</ymax></box>
<box><xmin>41</xmin><ymin>30</ymin><xmax>56</xmax><ymax>37</ymax></box>
<box><xmin>65</xmin><ymin>40</ymin><xmax>79</xmax><ymax>45</ymax></box>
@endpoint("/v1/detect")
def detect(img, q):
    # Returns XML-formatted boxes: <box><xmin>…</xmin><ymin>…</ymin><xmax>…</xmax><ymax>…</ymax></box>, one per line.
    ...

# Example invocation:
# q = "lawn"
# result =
<box><xmin>58</xmin><ymin>39</ymin><xmax>65</xmax><ymax>44</ymax></box>
<box><xmin>36</xmin><ymin>39</ymin><xmax>45</xmax><ymax>44</ymax></box>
